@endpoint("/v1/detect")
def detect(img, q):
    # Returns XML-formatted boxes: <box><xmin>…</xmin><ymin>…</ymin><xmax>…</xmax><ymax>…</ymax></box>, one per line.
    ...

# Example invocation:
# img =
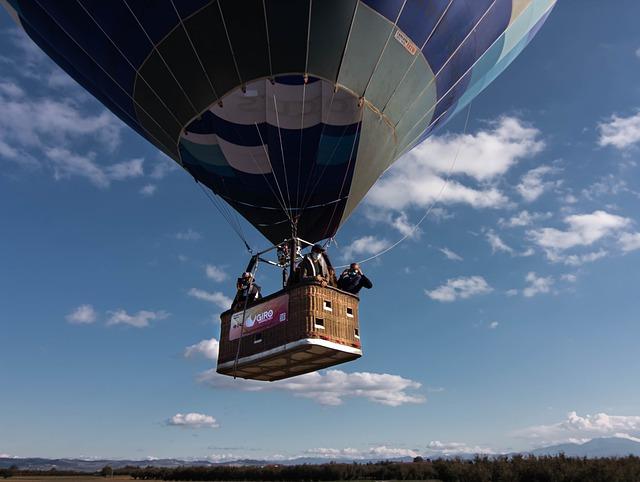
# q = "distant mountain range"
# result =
<box><xmin>2</xmin><ymin>437</ymin><xmax>639</xmax><ymax>472</ymax></box>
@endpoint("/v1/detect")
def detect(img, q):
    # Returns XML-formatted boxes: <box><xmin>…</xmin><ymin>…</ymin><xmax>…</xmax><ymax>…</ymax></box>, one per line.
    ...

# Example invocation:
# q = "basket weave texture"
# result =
<box><xmin>217</xmin><ymin>283</ymin><xmax>360</xmax><ymax>365</ymax></box>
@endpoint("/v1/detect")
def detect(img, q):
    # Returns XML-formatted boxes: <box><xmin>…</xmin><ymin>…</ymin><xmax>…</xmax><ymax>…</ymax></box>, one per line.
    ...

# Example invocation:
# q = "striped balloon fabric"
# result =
<box><xmin>2</xmin><ymin>0</ymin><xmax>556</xmax><ymax>244</ymax></box>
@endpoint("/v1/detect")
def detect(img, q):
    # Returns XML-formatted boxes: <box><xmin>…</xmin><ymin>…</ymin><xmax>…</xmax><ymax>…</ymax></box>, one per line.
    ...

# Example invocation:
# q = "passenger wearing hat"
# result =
<box><xmin>296</xmin><ymin>244</ymin><xmax>336</xmax><ymax>287</ymax></box>
<box><xmin>232</xmin><ymin>271</ymin><xmax>262</xmax><ymax>310</ymax></box>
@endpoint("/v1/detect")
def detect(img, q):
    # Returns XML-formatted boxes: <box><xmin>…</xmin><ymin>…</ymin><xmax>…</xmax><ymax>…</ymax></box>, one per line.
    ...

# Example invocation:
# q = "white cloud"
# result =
<box><xmin>439</xmin><ymin>247</ymin><xmax>463</xmax><ymax>261</ymax></box>
<box><xmin>150</xmin><ymin>154</ymin><xmax>179</xmax><ymax>179</ymax></box>
<box><xmin>0</xmin><ymin>80</ymin><xmax>24</xmax><ymax>98</ymax></box>
<box><xmin>341</xmin><ymin>235</ymin><xmax>390</xmax><ymax>261</ymax></box>
<box><xmin>619</xmin><ymin>232</ymin><xmax>640</xmax><ymax>252</ymax></box>
<box><xmin>174</xmin><ymin>229</ymin><xmax>202</xmax><ymax>241</ymax></box>
<box><xmin>500</xmin><ymin>210</ymin><xmax>552</xmax><ymax>228</ymax></box>
<box><xmin>167</xmin><ymin>412</ymin><xmax>219</xmax><ymax>429</ymax></box>
<box><xmin>46</xmin><ymin>69</ymin><xmax>78</xmax><ymax>89</ymax></box>
<box><xmin>106</xmin><ymin>158</ymin><xmax>144</xmax><ymax>181</ymax></box>
<box><xmin>528</xmin><ymin>211</ymin><xmax>631</xmax><ymax>257</ymax></box>
<box><xmin>488</xmin><ymin>321</ymin><xmax>499</xmax><ymax>330</ymax></box>
<box><xmin>0</xmin><ymin>94</ymin><xmax>121</xmax><ymax>152</ymax></box>
<box><xmin>582</xmin><ymin>175</ymin><xmax>632</xmax><ymax>200</ymax></box>
<box><xmin>522</xmin><ymin>272</ymin><xmax>554</xmax><ymax>298</ymax></box>
<box><xmin>198</xmin><ymin>369</ymin><xmax>425</xmax><ymax>407</ymax></box>
<box><xmin>598</xmin><ymin>112</ymin><xmax>640</xmax><ymax>150</ymax></box>
<box><xmin>517</xmin><ymin>411</ymin><xmax>640</xmax><ymax>445</ymax></box>
<box><xmin>403</xmin><ymin>116</ymin><xmax>545</xmax><ymax>181</ymax></box>
<box><xmin>106</xmin><ymin>309</ymin><xmax>169</xmax><ymax>328</ymax></box>
<box><xmin>561</xmin><ymin>274</ymin><xmax>577</xmax><ymax>283</ymax></box>
<box><xmin>140</xmin><ymin>184</ymin><xmax>157</xmax><ymax>196</ymax></box>
<box><xmin>506</xmin><ymin>289</ymin><xmax>518</xmax><ymax>297</ymax></box>
<box><xmin>636</xmin><ymin>47</ymin><xmax>640</xmax><ymax>59</ymax></box>
<box><xmin>304</xmin><ymin>446</ymin><xmax>420</xmax><ymax>460</ymax></box>
<box><xmin>516</xmin><ymin>165</ymin><xmax>561</xmax><ymax>202</ymax></box>
<box><xmin>66</xmin><ymin>304</ymin><xmax>97</xmax><ymax>324</ymax></box>
<box><xmin>184</xmin><ymin>338</ymin><xmax>219</xmax><ymax>361</ymax></box>
<box><xmin>548</xmin><ymin>250</ymin><xmax>609</xmax><ymax>267</ymax></box>
<box><xmin>45</xmin><ymin>148</ymin><xmax>144</xmax><ymax>188</ymax></box>
<box><xmin>205</xmin><ymin>264</ymin><xmax>228</xmax><ymax>283</ymax></box>
<box><xmin>426</xmin><ymin>441</ymin><xmax>494</xmax><ymax>455</ymax></box>
<box><xmin>367</xmin><ymin>117</ymin><xmax>542</xmax><ymax>213</ymax></box>
<box><xmin>188</xmin><ymin>288</ymin><xmax>233</xmax><ymax>310</ymax></box>
<box><xmin>486</xmin><ymin>229</ymin><xmax>514</xmax><ymax>254</ymax></box>
<box><xmin>425</xmin><ymin>276</ymin><xmax>492</xmax><ymax>302</ymax></box>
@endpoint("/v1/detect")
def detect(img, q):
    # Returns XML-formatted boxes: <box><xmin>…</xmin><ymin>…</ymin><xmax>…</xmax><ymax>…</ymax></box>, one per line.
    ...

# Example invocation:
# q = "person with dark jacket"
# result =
<box><xmin>296</xmin><ymin>244</ymin><xmax>337</xmax><ymax>287</ymax></box>
<box><xmin>337</xmin><ymin>263</ymin><xmax>373</xmax><ymax>295</ymax></box>
<box><xmin>232</xmin><ymin>272</ymin><xmax>262</xmax><ymax>310</ymax></box>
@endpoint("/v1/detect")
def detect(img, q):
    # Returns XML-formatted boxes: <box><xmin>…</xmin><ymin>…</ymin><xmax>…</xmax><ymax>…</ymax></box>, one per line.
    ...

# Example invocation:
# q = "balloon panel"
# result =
<box><xmin>3</xmin><ymin>0</ymin><xmax>556</xmax><ymax>243</ymax></box>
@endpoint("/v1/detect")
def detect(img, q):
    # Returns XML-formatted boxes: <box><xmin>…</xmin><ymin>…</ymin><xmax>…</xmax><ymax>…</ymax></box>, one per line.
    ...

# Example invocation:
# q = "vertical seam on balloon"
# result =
<box><xmin>379</xmin><ymin>0</ymin><xmax>454</xmax><ymax>114</ymax></box>
<box><xmin>216</xmin><ymin>0</ymin><xmax>243</xmax><ymax>88</ymax></box>
<box><xmin>361</xmin><ymin>0</ymin><xmax>408</xmax><ymax>98</ymax></box>
<box><xmin>121</xmin><ymin>0</ymin><xmax>200</xmax><ymax>116</ymax></box>
<box><xmin>320</xmin><ymin>112</ymin><xmax>363</xmax><ymax>240</ymax></box>
<box><xmin>254</xmin><ymin>123</ymin><xmax>295</xmax><ymax>225</ymax></box>
<box><xmin>169</xmin><ymin>0</ymin><xmax>219</xmax><ymax>100</ymax></box>
<box><xmin>297</xmin><ymin>86</ymin><xmax>339</xmax><ymax>211</ymax></box>
<box><xmin>272</xmin><ymin>93</ymin><xmax>293</xmax><ymax>213</ymax></box>
<box><xmin>399</xmin><ymin>0</ymin><xmax>554</xmax><ymax>155</ymax></box>
<box><xmin>334</xmin><ymin>0</ymin><xmax>360</xmax><ymax>88</ymax></box>
<box><xmin>29</xmin><ymin>0</ymin><xmax>181</xmax><ymax>159</ymax></box>
<box><xmin>296</xmin><ymin>0</ymin><xmax>313</xmax><ymax>212</ymax></box>
<box><xmin>261</xmin><ymin>0</ymin><xmax>273</xmax><ymax>79</ymax></box>
<box><xmin>392</xmin><ymin>0</ymin><xmax>499</xmax><ymax>132</ymax></box>
<box><xmin>74</xmin><ymin>0</ymin><xmax>184</xmax><ymax>128</ymax></box>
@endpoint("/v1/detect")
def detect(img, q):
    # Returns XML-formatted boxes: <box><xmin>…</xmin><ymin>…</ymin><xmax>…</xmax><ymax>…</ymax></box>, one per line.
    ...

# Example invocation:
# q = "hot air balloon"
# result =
<box><xmin>2</xmin><ymin>0</ymin><xmax>556</xmax><ymax>380</ymax></box>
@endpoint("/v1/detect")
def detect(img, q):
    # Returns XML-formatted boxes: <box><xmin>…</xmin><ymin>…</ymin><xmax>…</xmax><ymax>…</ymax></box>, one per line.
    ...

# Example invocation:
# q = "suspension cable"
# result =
<box><xmin>335</xmin><ymin>102</ymin><xmax>473</xmax><ymax>268</ymax></box>
<box><xmin>195</xmin><ymin>181</ymin><xmax>252</xmax><ymax>253</ymax></box>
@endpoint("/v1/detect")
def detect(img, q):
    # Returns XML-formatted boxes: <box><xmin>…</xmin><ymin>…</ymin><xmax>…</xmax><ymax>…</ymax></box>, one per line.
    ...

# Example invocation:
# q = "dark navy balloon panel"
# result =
<box><xmin>3</xmin><ymin>0</ymin><xmax>556</xmax><ymax>244</ymax></box>
<box><xmin>179</xmin><ymin>75</ymin><xmax>362</xmax><ymax>243</ymax></box>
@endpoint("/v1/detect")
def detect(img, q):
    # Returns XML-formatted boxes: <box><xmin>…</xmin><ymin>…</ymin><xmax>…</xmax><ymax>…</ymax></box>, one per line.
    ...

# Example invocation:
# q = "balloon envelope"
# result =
<box><xmin>3</xmin><ymin>0</ymin><xmax>556</xmax><ymax>243</ymax></box>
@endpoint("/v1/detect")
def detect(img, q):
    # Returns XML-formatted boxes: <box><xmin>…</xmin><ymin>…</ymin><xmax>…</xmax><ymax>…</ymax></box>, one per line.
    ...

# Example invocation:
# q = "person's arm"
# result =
<box><xmin>360</xmin><ymin>273</ymin><xmax>373</xmax><ymax>289</ymax></box>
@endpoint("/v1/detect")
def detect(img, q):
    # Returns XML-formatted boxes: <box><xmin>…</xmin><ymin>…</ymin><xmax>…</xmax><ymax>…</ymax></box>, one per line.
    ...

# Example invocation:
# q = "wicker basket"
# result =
<box><xmin>217</xmin><ymin>282</ymin><xmax>361</xmax><ymax>381</ymax></box>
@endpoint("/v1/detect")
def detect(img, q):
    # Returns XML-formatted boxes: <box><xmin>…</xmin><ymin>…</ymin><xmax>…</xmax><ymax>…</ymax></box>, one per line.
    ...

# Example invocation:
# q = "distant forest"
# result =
<box><xmin>4</xmin><ymin>455</ymin><xmax>640</xmax><ymax>482</ymax></box>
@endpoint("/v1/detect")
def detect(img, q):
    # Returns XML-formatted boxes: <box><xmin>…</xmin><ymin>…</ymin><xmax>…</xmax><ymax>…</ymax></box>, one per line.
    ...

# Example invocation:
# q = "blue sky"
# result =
<box><xmin>2</xmin><ymin>1</ymin><xmax>640</xmax><ymax>461</ymax></box>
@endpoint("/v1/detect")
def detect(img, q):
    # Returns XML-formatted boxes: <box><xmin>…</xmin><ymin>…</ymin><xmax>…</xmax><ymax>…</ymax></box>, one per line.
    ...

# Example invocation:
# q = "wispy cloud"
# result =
<box><xmin>341</xmin><ymin>236</ymin><xmax>390</xmax><ymax>261</ymax></box>
<box><xmin>205</xmin><ymin>264</ymin><xmax>228</xmax><ymax>283</ymax></box>
<box><xmin>488</xmin><ymin>321</ymin><xmax>499</xmax><ymax>330</ymax></box>
<box><xmin>106</xmin><ymin>309</ymin><xmax>169</xmax><ymax>328</ymax></box>
<box><xmin>522</xmin><ymin>272</ymin><xmax>554</xmax><ymax>298</ymax></box>
<box><xmin>439</xmin><ymin>247</ymin><xmax>463</xmax><ymax>261</ymax></box>
<box><xmin>619</xmin><ymin>232</ymin><xmax>640</xmax><ymax>252</ymax></box>
<box><xmin>425</xmin><ymin>276</ymin><xmax>492</xmax><ymax>302</ymax></box>
<box><xmin>198</xmin><ymin>369</ymin><xmax>425</xmax><ymax>407</ymax></box>
<box><xmin>45</xmin><ymin>148</ymin><xmax>144</xmax><ymax>188</ymax></box>
<box><xmin>188</xmin><ymin>289</ymin><xmax>232</xmax><ymax>310</ymax></box>
<box><xmin>304</xmin><ymin>446</ymin><xmax>420</xmax><ymax>460</ymax></box>
<box><xmin>516</xmin><ymin>165</ymin><xmax>561</xmax><ymax>202</ymax></box>
<box><xmin>499</xmin><ymin>210</ymin><xmax>552</xmax><ymax>228</ymax></box>
<box><xmin>486</xmin><ymin>229</ymin><xmax>514</xmax><ymax>254</ymax></box>
<box><xmin>65</xmin><ymin>304</ymin><xmax>97</xmax><ymax>325</ymax></box>
<box><xmin>140</xmin><ymin>184</ymin><xmax>157</xmax><ymax>196</ymax></box>
<box><xmin>174</xmin><ymin>229</ymin><xmax>202</xmax><ymax>241</ymax></box>
<box><xmin>427</xmin><ymin>441</ymin><xmax>494</xmax><ymax>455</ymax></box>
<box><xmin>166</xmin><ymin>413</ymin><xmax>219</xmax><ymax>429</ymax></box>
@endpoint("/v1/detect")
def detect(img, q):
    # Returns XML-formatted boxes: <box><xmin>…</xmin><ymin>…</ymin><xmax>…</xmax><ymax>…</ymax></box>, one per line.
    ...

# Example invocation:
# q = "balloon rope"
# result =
<box><xmin>232</xmin><ymin>262</ymin><xmax>259</xmax><ymax>379</ymax></box>
<box><xmin>196</xmin><ymin>182</ymin><xmax>252</xmax><ymax>253</ymax></box>
<box><xmin>336</xmin><ymin>102</ymin><xmax>473</xmax><ymax>268</ymax></box>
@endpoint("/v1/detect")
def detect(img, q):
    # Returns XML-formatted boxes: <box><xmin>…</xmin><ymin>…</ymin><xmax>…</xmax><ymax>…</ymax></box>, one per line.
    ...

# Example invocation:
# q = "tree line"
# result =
<box><xmin>124</xmin><ymin>455</ymin><xmax>640</xmax><ymax>482</ymax></box>
<box><xmin>3</xmin><ymin>455</ymin><xmax>640</xmax><ymax>481</ymax></box>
